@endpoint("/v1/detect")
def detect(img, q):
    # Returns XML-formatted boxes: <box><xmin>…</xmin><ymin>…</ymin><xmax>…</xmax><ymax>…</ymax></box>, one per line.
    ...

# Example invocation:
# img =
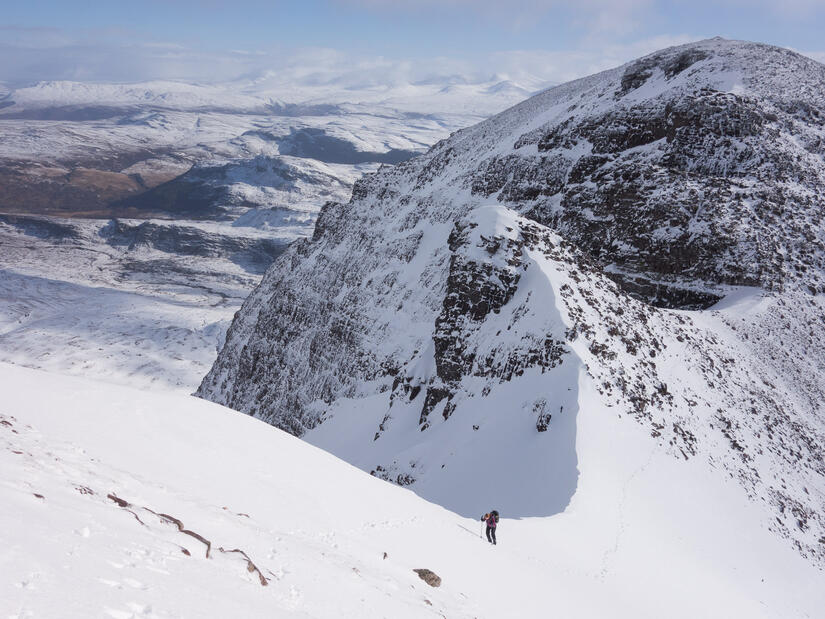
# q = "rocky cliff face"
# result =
<box><xmin>198</xmin><ymin>39</ymin><xmax>825</xmax><ymax>564</ymax></box>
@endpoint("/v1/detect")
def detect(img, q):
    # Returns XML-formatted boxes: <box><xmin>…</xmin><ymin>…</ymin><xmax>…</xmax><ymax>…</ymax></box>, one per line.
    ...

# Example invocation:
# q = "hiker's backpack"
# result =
<box><xmin>491</xmin><ymin>510</ymin><xmax>499</xmax><ymax>523</ymax></box>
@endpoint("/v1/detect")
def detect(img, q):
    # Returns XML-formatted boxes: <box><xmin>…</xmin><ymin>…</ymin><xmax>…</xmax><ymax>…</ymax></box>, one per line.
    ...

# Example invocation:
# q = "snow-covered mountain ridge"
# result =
<box><xmin>198</xmin><ymin>38</ymin><xmax>825</xmax><ymax>566</ymax></box>
<box><xmin>386</xmin><ymin>37</ymin><xmax>825</xmax><ymax>306</ymax></box>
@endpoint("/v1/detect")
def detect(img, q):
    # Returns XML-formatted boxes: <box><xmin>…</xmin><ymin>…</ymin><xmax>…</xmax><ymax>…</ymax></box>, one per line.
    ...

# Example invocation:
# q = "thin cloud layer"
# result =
<box><xmin>0</xmin><ymin>31</ymin><xmax>701</xmax><ymax>88</ymax></box>
<box><xmin>1</xmin><ymin>0</ymin><xmax>824</xmax><ymax>89</ymax></box>
<box><xmin>2</xmin><ymin>32</ymin><xmax>824</xmax><ymax>92</ymax></box>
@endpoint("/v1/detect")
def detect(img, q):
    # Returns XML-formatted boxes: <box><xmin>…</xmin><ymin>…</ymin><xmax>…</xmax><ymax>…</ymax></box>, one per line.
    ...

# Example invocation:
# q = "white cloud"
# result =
<box><xmin>800</xmin><ymin>49</ymin><xmax>825</xmax><ymax>63</ymax></box>
<box><xmin>486</xmin><ymin>34</ymin><xmax>704</xmax><ymax>84</ymax></box>
<box><xmin>2</xmin><ymin>20</ymin><xmax>820</xmax><ymax>93</ymax></box>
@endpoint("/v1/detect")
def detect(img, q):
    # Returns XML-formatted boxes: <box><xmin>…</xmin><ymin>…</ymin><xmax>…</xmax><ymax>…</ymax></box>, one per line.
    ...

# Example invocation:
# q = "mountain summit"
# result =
<box><xmin>198</xmin><ymin>39</ymin><xmax>825</xmax><ymax>565</ymax></box>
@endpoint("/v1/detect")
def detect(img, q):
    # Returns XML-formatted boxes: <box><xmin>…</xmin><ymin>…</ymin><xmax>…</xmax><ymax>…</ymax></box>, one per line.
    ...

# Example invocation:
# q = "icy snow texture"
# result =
<box><xmin>199</xmin><ymin>39</ymin><xmax>825</xmax><ymax>565</ymax></box>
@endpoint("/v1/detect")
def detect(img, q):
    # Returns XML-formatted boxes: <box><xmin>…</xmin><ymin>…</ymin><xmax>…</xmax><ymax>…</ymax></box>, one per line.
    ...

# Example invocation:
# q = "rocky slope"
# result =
<box><xmin>198</xmin><ymin>39</ymin><xmax>825</xmax><ymax>565</ymax></box>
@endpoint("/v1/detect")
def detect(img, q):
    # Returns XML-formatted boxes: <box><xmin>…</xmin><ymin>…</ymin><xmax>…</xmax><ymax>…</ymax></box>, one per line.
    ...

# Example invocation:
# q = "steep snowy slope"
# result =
<box><xmin>199</xmin><ymin>38</ymin><xmax>825</xmax><ymax>566</ymax></box>
<box><xmin>3</xmin><ymin>363</ymin><xmax>824</xmax><ymax>618</ymax></box>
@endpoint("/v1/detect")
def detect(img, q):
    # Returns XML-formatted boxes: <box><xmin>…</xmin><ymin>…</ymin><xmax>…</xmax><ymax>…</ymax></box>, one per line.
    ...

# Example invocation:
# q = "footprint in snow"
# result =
<box><xmin>104</xmin><ymin>604</ymin><xmax>153</xmax><ymax>619</ymax></box>
<box><xmin>123</xmin><ymin>578</ymin><xmax>147</xmax><ymax>590</ymax></box>
<box><xmin>15</xmin><ymin>579</ymin><xmax>36</xmax><ymax>590</ymax></box>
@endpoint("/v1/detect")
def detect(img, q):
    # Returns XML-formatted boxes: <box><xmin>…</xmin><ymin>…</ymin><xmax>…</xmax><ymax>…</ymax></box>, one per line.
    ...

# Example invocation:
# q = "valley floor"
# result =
<box><xmin>0</xmin><ymin>216</ymin><xmax>265</xmax><ymax>392</ymax></box>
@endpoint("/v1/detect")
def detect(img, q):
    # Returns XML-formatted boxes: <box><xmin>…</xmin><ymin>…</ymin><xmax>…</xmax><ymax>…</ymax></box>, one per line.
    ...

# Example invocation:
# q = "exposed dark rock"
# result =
<box><xmin>0</xmin><ymin>213</ymin><xmax>82</xmax><ymax>241</ymax></box>
<box><xmin>618</xmin><ymin>48</ymin><xmax>710</xmax><ymax>96</ymax></box>
<box><xmin>199</xmin><ymin>39</ymin><xmax>825</xmax><ymax>564</ymax></box>
<box><xmin>413</xmin><ymin>568</ymin><xmax>442</xmax><ymax>587</ymax></box>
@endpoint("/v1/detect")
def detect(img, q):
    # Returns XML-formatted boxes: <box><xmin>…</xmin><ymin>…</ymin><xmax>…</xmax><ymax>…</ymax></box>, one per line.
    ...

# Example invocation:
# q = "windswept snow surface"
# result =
<box><xmin>2</xmin><ymin>362</ymin><xmax>824</xmax><ymax>618</ymax></box>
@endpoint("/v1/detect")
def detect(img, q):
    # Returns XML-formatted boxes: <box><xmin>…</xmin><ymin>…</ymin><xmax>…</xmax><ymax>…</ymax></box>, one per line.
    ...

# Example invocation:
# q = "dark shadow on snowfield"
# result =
<box><xmin>277</xmin><ymin>127</ymin><xmax>420</xmax><ymax>165</ymax></box>
<box><xmin>415</xmin><ymin>360</ymin><xmax>581</xmax><ymax>520</ymax></box>
<box><xmin>303</xmin><ymin>353</ymin><xmax>582</xmax><ymax>520</ymax></box>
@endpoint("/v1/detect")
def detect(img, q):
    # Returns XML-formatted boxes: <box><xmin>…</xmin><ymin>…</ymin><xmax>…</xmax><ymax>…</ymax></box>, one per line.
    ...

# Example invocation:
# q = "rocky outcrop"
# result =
<box><xmin>393</xmin><ymin>214</ymin><xmax>569</xmax><ymax>429</ymax></box>
<box><xmin>201</xmin><ymin>37</ymin><xmax>825</xmax><ymax>427</ymax></box>
<box><xmin>413</xmin><ymin>569</ymin><xmax>441</xmax><ymax>587</ymax></box>
<box><xmin>469</xmin><ymin>46</ymin><xmax>825</xmax><ymax>305</ymax></box>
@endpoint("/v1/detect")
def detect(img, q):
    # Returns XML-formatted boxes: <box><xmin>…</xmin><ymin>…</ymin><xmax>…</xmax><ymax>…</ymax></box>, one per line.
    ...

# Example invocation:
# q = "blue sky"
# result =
<box><xmin>2</xmin><ymin>0</ymin><xmax>824</xmax><ymax>84</ymax></box>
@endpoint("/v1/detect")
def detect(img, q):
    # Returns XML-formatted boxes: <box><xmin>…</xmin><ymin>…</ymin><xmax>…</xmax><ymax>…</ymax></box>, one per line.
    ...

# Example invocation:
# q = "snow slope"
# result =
<box><xmin>2</xmin><ymin>362</ymin><xmax>824</xmax><ymax>618</ymax></box>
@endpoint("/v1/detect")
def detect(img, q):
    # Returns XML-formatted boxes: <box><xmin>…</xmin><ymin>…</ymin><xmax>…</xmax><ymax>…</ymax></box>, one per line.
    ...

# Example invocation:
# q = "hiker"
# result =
<box><xmin>481</xmin><ymin>510</ymin><xmax>499</xmax><ymax>544</ymax></box>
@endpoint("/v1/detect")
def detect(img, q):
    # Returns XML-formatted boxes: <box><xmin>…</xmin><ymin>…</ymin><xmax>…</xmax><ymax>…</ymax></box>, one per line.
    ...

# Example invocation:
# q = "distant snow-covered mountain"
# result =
<box><xmin>198</xmin><ymin>38</ymin><xmax>825</xmax><ymax>567</ymax></box>
<box><xmin>5</xmin><ymin>72</ymin><xmax>549</xmax><ymax>115</ymax></box>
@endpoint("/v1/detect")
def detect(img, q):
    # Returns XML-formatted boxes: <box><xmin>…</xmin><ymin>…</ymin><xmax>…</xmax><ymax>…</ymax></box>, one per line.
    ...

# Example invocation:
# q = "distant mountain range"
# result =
<box><xmin>0</xmin><ymin>73</ymin><xmax>549</xmax><ymax>234</ymax></box>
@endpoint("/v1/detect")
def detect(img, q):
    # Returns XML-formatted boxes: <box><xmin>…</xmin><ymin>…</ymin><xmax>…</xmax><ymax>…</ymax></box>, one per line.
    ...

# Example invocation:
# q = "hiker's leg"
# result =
<box><xmin>486</xmin><ymin>526</ymin><xmax>492</xmax><ymax>543</ymax></box>
<box><xmin>491</xmin><ymin>527</ymin><xmax>497</xmax><ymax>544</ymax></box>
